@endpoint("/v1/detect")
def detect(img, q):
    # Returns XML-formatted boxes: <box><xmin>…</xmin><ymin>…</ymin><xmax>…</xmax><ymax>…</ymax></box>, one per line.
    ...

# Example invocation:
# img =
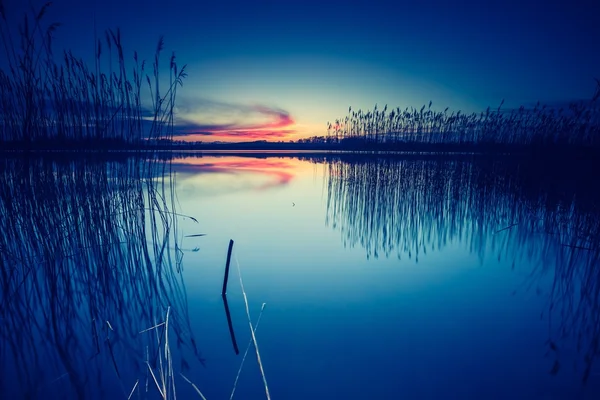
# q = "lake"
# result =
<box><xmin>1</xmin><ymin>152</ymin><xmax>599</xmax><ymax>399</ymax></box>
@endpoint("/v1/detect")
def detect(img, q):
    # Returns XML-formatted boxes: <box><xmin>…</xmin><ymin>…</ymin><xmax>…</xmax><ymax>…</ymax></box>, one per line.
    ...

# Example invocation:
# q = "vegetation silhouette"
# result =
<box><xmin>326</xmin><ymin>85</ymin><xmax>600</xmax><ymax>156</ymax></box>
<box><xmin>3</xmin><ymin>4</ymin><xmax>599</xmax><ymax>155</ymax></box>
<box><xmin>0</xmin><ymin>154</ymin><xmax>205</xmax><ymax>398</ymax></box>
<box><xmin>0</xmin><ymin>2</ymin><xmax>185</xmax><ymax>149</ymax></box>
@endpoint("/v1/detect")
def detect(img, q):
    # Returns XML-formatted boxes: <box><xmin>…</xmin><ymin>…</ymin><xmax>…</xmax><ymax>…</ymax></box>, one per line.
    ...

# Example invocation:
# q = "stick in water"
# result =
<box><xmin>222</xmin><ymin>240</ymin><xmax>234</xmax><ymax>295</ymax></box>
<box><xmin>222</xmin><ymin>294</ymin><xmax>240</xmax><ymax>354</ymax></box>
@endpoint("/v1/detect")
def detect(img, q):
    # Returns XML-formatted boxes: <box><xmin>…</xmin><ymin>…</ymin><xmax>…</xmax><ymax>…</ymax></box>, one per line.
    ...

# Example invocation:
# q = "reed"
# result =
<box><xmin>323</xmin><ymin>155</ymin><xmax>600</xmax><ymax>382</ymax></box>
<box><xmin>326</xmin><ymin>81</ymin><xmax>600</xmax><ymax>154</ymax></box>
<box><xmin>0</xmin><ymin>154</ymin><xmax>204</xmax><ymax>398</ymax></box>
<box><xmin>0</xmin><ymin>2</ymin><xmax>186</xmax><ymax>149</ymax></box>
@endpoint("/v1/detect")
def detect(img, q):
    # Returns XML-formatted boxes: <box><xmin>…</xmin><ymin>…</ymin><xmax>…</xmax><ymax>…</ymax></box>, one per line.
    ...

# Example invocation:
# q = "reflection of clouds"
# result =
<box><xmin>171</xmin><ymin>157</ymin><xmax>296</xmax><ymax>194</ymax></box>
<box><xmin>172</xmin><ymin>98</ymin><xmax>295</xmax><ymax>140</ymax></box>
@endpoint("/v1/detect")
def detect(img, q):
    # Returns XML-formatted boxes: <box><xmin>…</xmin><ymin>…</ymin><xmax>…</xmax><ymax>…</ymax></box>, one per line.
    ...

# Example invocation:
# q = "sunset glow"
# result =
<box><xmin>172</xmin><ymin>102</ymin><xmax>298</xmax><ymax>142</ymax></box>
<box><xmin>3</xmin><ymin>0</ymin><xmax>598</xmax><ymax>143</ymax></box>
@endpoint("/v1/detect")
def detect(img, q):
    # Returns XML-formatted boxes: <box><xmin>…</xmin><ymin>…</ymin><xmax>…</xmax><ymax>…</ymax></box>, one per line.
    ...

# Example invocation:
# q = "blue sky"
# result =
<box><xmin>3</xmin><ymin>0</ymin><xmax>600</xmax><ymax>141</ymax></box>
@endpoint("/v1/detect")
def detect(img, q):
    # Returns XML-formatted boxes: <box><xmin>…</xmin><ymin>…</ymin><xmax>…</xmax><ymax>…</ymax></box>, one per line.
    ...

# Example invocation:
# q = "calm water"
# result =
<box><xmin>1</xmin><ymin>153</ymin><xmax>599</xmax><ymax>399</ymax></box>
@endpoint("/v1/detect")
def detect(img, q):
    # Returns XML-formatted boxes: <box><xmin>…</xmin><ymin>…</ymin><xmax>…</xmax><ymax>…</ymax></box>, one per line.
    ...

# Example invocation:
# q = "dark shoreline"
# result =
<box><xmin>2</xmin><ymin>139</ymin><xmax>600</xmax><ymax>160</ymax></box>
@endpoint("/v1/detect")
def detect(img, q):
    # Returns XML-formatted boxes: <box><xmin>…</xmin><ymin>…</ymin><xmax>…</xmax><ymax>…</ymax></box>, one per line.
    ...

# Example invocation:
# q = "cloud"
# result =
<box><xmin>0</xmin><ymin>95</ymin><xmax>296</xmax><ymax>141</ymax></box>
<box><xmin>174</xmin><ymin>129</ymin><xmax>296</xmax><ymax>140</ymax></box>
<box><xmin>172</xmin><ymin>98</ymin><xmax>296</xmax><ymax>139</ymax></box>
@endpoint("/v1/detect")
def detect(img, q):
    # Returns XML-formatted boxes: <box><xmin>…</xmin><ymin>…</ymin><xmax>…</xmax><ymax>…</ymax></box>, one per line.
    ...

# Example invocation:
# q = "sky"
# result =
<box><xmin>2</xmin><ymin>0</ymin><xmax>600</xmax><ymax>142</ymax></box>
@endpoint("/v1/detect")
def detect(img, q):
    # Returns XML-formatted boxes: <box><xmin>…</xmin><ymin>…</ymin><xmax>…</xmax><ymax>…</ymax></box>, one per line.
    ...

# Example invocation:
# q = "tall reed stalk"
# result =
<box><xmin>0</xmin><ymin>154</ymin><xmax>204</xmax><ymax>398</ymax></box>
<box><xmin>0</xmin><ymin>2</ymin><xmax>186</xmax><ymax>148</ymax></box>
<box><xmin>326</xmin><ymin>81</ymin><xmax>600</xmax><ymax>153</ymax></box>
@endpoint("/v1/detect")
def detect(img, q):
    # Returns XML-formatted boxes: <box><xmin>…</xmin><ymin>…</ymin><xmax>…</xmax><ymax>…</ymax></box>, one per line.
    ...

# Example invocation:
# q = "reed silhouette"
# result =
<box><xmin>0</xmin><ymin>2</ymin><xmax>185</xmax><ymax>149</ymax></box>
<box><xmin>327</xmin><ymin>84</ymin><xmax>600</xmax><ymax>155</ymax></box>
<box><xmin>323</xmin><ymin>155</ymin><xmax>600</xmax><ymax>383</ymax></box>
<box><xmin>0</xmin><ymin>154</ymin><xmax>204</xmax><ymax>398</ymax></box>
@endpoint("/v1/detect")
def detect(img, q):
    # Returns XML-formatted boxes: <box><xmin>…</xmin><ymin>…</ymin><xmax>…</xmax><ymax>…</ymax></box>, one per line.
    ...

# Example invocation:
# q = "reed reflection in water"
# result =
<box><xmin>0</xmin><ymin>155</ymin><xmax>204</xmax><ymax>399</ymax></box>
<box><xmin>324</xmin><ymin>156</ymin><xmax>600</xmax><ymax>383</ymax></box>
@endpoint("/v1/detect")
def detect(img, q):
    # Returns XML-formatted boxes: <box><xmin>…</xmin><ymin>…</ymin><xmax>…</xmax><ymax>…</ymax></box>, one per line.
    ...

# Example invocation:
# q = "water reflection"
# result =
<box><xmin>324</xmin><ymin>155</ymin><xmax>600</xmax><ymax>383</ymax></box>
<box><xmin>170</xmin><ymin>156</ymin><xmax>301</xmax><ymax>195</ymax></box>
<box><xmin>0</xmin><ymin>155</ymin><xmax>203</xmax><ymax>398</ymax></box>
<box><xmin>3</xmin><ymin>151</ymin><xmax>600</xmax><ymax>397</ymax></box>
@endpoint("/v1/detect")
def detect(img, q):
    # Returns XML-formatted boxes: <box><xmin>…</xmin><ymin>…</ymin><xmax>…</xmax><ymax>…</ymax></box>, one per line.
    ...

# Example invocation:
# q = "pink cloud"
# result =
<box><xmin>174</xmin><ymin>100</ymin><xmax>296</xmax><ymax>141</ymax></box>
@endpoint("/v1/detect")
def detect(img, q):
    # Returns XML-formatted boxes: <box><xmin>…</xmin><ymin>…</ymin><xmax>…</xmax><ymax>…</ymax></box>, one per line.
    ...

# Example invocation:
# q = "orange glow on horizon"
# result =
<box><xmin>172</xmin><ymin>122</ymin><xmax>325</xmax><ymax>143</ymax></box>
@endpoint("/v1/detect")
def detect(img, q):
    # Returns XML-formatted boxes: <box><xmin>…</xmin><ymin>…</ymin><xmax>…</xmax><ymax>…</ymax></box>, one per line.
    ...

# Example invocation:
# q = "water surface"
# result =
<box><xmin>1</xmin><ymin>153</ymin><xmax>599</xmax><ymax>399</ymax></box>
